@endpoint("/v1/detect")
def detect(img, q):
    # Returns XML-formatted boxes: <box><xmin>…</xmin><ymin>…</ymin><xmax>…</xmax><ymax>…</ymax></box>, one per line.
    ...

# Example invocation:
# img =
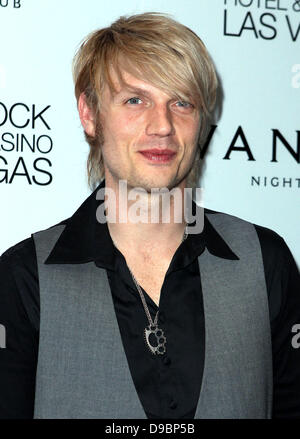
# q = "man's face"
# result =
<box><xmin>86</xmin><ymin>69</ymin><xmax>201</xmax><ymax>191</ymax></box>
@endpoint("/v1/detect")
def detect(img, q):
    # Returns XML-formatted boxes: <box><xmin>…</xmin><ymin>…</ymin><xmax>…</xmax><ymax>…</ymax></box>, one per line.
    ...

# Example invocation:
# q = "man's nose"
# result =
<box><xmin>145</xmin><ymin>105</ymin><xmax>174</xmax><ymax>137</ymax></box>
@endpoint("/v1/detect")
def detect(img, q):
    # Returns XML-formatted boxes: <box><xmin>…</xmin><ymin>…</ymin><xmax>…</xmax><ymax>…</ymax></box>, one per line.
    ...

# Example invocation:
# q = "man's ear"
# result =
<box><xmin>78</xmin><ymin>92</ymin><xmax>96</xmax><ymax>137</ymax></box>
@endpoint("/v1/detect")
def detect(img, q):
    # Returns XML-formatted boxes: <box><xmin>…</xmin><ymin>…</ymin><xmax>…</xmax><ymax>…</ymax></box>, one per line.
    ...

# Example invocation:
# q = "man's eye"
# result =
<box><xmin>126</xmin><ymin>97</ymin><xmax>142</xmax><ymax>105</ymax></box>
<box><xmin>176</xmin><ymin>101</ymin><xmax>192</xmax><ymax>108</ymax></box>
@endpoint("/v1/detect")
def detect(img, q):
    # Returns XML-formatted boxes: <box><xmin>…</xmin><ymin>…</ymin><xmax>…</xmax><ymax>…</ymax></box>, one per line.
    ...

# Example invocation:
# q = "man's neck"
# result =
<box><xmin>104</xmin><ymin>179</ymin><xmax>187</xmax><ymax>256</ymax></box>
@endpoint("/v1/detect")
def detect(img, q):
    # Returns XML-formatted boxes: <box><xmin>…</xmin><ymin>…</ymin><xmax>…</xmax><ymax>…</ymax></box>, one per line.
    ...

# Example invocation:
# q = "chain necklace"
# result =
<box><xmin>127</xmin><ymin>225</ymin><xmax>188</xmax><ymax>355</ymax></box>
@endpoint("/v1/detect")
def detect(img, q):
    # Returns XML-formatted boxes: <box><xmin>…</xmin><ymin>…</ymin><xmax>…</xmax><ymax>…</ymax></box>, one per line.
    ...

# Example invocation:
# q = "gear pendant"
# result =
<box><xmin>144</xmin><ymin>324</ymin><xmax>166</xmax><ymax>355</ymax></box>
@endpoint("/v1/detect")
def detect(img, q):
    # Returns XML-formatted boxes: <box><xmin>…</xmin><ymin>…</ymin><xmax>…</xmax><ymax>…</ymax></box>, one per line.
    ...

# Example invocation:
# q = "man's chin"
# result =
<box><xmin>127</xmin><ymin>177</ymin><xmax>181</xmax><ymax>193</ymax></box>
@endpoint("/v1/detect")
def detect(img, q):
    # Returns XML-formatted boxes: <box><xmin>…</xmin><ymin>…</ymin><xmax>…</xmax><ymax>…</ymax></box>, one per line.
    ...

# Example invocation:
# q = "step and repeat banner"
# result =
<box><xmin>0</xmin><ymin>0</ymin><xmax>299</xmax><ymax>266</ymax></box>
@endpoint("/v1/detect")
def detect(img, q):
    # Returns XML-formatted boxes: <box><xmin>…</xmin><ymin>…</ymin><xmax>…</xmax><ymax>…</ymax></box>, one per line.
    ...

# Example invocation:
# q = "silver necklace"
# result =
<box><xmin>128</xmin><ymin>225</ymin><xmax>188</xmax><ymax>356</ymax></box>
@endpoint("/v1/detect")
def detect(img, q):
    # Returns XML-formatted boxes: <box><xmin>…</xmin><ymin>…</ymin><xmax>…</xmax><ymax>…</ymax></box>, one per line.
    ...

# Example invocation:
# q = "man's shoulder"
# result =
<box><xmin>204</xmin><ymin>206</ymin><xmax>259</xmax><ymax>235</ymax></box>
<box><xmin>31</xmin><ymin>218</ymin><xmax>68</xmax><ymax>240</ymax></box>
<box><xmin>1</xmin><ymin>218</ymin><xmax>69</xmax><ymax>264</ymax></box>
<box><xmin>0</xmin><ymin>236</ymin><xmax>38</xmax><ymax>293</ymax></box>
<box><xmin>204</xmin><ymin>207</ymin><xmax>253</xmax><ymax>226</ymax></box>
<box><xmin>204</xmin><ymin>207</ymin><xmax>288</xmax><ymax>257</ymax></box>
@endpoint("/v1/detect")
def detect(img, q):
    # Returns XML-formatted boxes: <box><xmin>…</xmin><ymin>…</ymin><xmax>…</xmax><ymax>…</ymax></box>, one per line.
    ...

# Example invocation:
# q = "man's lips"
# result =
<box><xmin>139</xmin><ymin>148</ymin><xmax>176</xmax><ymax>154</ymax></box>
<box><xmin>138</xmin><ymin>149</ymin><xmax>176</xmax><ymax>163</ymax></box>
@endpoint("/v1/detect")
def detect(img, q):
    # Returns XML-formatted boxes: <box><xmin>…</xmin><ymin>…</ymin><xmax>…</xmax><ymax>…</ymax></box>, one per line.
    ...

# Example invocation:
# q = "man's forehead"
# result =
<box><xmin>107</xmin><ymin>68</ymin><xmax>157</xmax><ymax>95</ymax></box>
<box><xmin>105</xmin><ymin>67</ymin><xmax>189</xmax><ymax>101</ymax></box>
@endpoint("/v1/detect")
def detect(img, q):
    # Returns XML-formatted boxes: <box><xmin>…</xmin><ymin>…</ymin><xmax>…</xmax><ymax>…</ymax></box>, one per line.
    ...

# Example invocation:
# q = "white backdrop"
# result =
<box><xmin>0</xmin><ymin>0</ymin><xmax>299</xmax><ymax>267</ymax></box>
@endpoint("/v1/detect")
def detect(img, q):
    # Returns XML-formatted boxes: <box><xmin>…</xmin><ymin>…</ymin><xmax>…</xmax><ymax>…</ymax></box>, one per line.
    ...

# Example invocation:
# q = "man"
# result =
<box><xmin>0</xmin><ymin>12</ymin><xmax>299</xmax><ymax>419</ymax></box>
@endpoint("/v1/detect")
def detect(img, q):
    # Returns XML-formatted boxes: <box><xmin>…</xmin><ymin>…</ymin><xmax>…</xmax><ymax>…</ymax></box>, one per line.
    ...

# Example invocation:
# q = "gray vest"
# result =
<box><xmin>33</xmin><ymin>212</ymin><xmax>273</xmax><ymax>418</ymax></box>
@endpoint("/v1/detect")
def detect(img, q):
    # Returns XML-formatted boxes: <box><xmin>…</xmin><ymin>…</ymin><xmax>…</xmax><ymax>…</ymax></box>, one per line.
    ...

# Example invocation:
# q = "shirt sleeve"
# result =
<box><xmin>0</xmin><ymin>237</ymin><xmax>39</xmax><ymax>419</ymax></box>
<box><xmin>256</xmin><ymin>225</ymin><xmax>300</xmax><ymax>419</ymax></box>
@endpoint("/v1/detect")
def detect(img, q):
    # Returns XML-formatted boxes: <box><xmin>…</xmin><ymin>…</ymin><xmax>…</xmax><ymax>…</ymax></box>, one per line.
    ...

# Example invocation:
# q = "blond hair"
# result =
<box><xmin>73</xmin><ymin>12</ymin><xmax>218</xmax><ymax>189</ymax></box>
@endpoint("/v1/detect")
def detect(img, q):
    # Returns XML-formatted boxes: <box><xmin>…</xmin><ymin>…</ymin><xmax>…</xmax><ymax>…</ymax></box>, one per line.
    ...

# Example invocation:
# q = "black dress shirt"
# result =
<box><xmin>0</xmin><ymin>180</ymin><xmax>300</xmax><ymax>418</ymax></box>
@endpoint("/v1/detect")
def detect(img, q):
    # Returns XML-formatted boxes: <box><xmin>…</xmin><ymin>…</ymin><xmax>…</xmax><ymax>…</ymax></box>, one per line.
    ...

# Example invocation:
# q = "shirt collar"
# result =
<box><xmin>45</xmin><ymin>179</ymin><xmax>238</xmax><ymax>266</ymax></box>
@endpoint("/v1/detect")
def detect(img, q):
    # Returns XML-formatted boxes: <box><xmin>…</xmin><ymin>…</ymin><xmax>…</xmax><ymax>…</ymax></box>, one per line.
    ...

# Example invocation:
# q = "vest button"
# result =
<box><xmin>159</xmin><ymin>313</ymin><xmax>165</xmax><ymax>324</ymax></box>
<box><xmin>169</xmin><ymin>400</ymin><xmax>177</xmax><ymax>410</ymax></box>
<box><xmin>163</xmin><ymin>356</ymin><xmax>171</xmax><ymax>366</ymax></box>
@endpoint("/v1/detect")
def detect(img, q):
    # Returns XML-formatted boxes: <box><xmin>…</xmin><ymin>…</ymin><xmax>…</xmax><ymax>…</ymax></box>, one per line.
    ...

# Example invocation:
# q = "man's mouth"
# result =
<box><xmin>138</xmin><ymin>149</ymin><xmax>176</xmax><ymax>163</ymax></box>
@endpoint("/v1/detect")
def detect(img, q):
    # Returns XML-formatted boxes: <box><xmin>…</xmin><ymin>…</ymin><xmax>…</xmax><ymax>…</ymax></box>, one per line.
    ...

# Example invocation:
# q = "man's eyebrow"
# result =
<box><xmin>113</xmin><ymin>86</ymin><xmax>154</xmax><ymax>99</ymax></box>
<box><xmin>112</xmin><ymin>86</ymin><xmax>193</xmax><ymax>103</ymax></box>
